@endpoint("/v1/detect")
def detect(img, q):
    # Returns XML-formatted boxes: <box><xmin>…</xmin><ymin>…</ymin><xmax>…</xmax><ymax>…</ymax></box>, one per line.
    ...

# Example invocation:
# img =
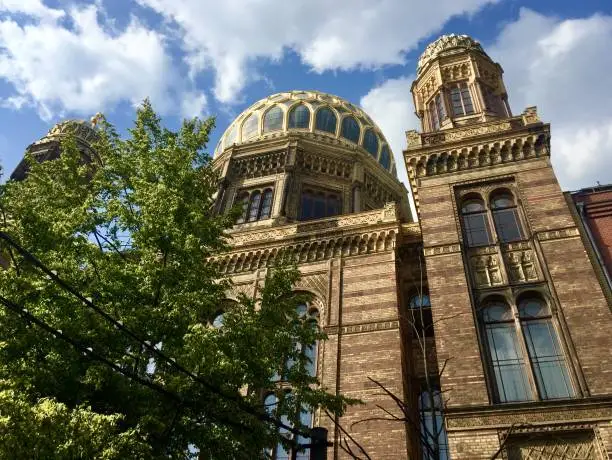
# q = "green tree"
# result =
<box><xmin>0</xmin><ymin>102</ymin><xmax>349</xmax><ymax>459</ymax></box>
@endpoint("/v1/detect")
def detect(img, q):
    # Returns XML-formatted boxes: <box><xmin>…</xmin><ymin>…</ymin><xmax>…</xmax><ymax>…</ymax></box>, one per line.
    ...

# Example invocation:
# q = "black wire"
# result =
<box><xmin>0</xmin><ymin>230</ymin><xmax>309</xmax><ymax>438</ymax></box>
<box><xmin>0</xmin><ymin>292</ymin><xmax>271</xmax><ymax>437</ymax></box>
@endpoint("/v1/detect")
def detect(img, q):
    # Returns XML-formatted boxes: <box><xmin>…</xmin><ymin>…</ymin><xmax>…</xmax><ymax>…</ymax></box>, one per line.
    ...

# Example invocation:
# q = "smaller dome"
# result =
<box><xmin>34</xmin><ymin>119</ymin><xmax>99</xmax><ymax>147</ymax></box>
<box><xmin>417</xmin><ymin>34</ymin><xmax>488</xmax><ymax>75</ymax></box>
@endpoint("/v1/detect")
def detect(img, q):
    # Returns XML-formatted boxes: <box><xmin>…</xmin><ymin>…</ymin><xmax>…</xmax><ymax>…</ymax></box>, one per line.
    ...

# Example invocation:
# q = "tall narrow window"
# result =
<box><xmin>263</xmin><ymin>106</ymin><xmax>284</xmax><ymax>132</ymax></box>
<box><xmin>449</xmin><ymin>82</ymin><xmax>474</xmax><ymax>116</ymax></box>
<box><xmin>265</xmin><ymin>392</ymin><xmax>312</xmax><ymax>460</ymax></box>
<box><xmin>235</xmin><ymin>191</ymin><xmax>250</xmax><ymax>224</ymax></box>
<box><xmin>315</xmin><ymin>107</ymin><xmax>337</xmax><ymax>134</ymax></box>
<box><xmin>428</xmin><ymin>93</ymin><xmax>446</xmax><ymax>131</ymax></box>
<box><xmin>519</xmin><ymin>297</ymin><xmax>574</xmax><ymax>399</ymax></box>
<box><xmin>260</xmin><ymin>188</ymin><xmax>273</xmax><ymax>219</ymax></box>
<box><xmin>409</xmin><ymin>292</ymin><xmax>433</xmax><ymax>337</ymax></box>
<box><xmin>491</xmin><ymin>191</ymin><xmax>524</xmax><ymax>243</ymax></box>
<box><xmin>241</xmin><ymin>113</ymin><xmax>259</xmax><ymax>141</ymax></box>
<box><xmin>362</xmin><ymin>129</ymin><xmax>379</xmax><ymax>157</ymax></box>
<box><xmin>340</xmin><ymin>116</ymin><xmax>360</xmax><ymax>143</ymax></box>
<box><xmin>288</xmin><ymin>104</ymin><xmax>310</xmax><ymax>129</ymax></box>
<box><xmin>481</xmin><ymin>301</ymin><xmax>533</xmax><ymax>403</ymax></box>
<box><xmin>379</xmin><ymin>145</ymin><xmax>391</xmax><ymax>170</ymax></box>
<box><xmin>419</xmin><ymin>386</ymin><xmax>449</xmax><ymax>460</ymax></box>
<box><xmin>248</xmin><ymin>191</ymin><xmax>262</xmax><ymax>222</ymax></box>
<box><xmin>461</xmin><ymin>196</ymin><xmax>493</xmax><ymax>247</ymax></box>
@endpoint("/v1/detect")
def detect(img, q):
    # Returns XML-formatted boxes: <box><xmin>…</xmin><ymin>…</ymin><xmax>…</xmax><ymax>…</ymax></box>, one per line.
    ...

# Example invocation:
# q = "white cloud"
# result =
<box><xmin>137</xmin><ymin>0</ymin><xmax>498</xmax><ymax>104</ymax></box>
<box><xmin>180</xmin><ymin>91</ymin><xmax>208</xmax><ymax>119</ymax></box>
<box><xmin>360</xmin><ymin>77</ymin><xmax>419</xmax><ymax>187</ymax></box>
<box><xmin>0</xmin><ymin>3</ymin><xmax>196</xmax><ymax>121</ymax></box>
<box><xmin>488</xmin><ymin>9</ymin><xmax>612</xmax><ymax>190</ymax></box>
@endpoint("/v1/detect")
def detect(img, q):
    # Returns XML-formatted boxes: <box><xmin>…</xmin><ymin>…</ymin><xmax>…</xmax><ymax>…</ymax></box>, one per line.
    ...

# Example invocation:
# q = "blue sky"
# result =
<box><xmin>1</xmin><ymin>0</ymin><xmax>611</xmax><ymax>192</ymax></box>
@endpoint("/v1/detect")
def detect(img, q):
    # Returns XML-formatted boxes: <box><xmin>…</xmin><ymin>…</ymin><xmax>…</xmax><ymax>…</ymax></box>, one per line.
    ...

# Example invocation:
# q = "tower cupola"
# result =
<box><xmin>411</xmin><ymin>34</ymin><xmax>511</xmax><ymax>133</ymax></box>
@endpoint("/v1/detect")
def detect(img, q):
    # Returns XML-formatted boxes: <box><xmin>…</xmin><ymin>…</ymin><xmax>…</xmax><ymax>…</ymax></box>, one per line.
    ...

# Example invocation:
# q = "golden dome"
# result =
<box><xmin>417</xmin><ymin>34</ymin><xmax>488</xmax><ymax>75</ymax></box>
<box><xmin>34</xmin><ymin>119</ymin><xmax>99</xmax><ymax>147</ymax></box>
<box><xmin>214</xmin><ymin>90</ymin><xmax>396</xmax><ymax>175</ymax></box>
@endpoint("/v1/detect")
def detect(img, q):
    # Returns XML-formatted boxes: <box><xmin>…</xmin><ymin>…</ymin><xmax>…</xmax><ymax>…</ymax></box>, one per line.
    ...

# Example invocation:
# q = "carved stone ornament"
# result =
<box><xmin>416</xmin><ymin>34</ymin><xmax>488</xmax><ymax>75</ymax></box>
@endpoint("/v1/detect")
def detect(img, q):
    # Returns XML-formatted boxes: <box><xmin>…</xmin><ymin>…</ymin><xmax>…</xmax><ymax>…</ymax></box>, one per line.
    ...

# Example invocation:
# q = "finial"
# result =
<box><xmin>90</xmin><ymin>112</ymin><xmax>104</xmax><ymax>128</ymax></box>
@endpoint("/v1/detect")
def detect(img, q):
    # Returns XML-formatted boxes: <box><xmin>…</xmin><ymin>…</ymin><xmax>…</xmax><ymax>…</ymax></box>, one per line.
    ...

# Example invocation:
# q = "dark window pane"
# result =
<box><xmin>300</xmin><ymin>192</ymin><xmax>313</xmax><ymax>220</ymax></box>
<box><xmin>409</xmin><ymin>294</ymin><xmax>434</xmax><ymax>336</ymax></box>
<box><xmin>435</xmin><ymin>93</ymin><xmax>446</xmax><ymax>121</ymax></box>
<box><xmin>491</xmin><ymin>193</ymin><xmax>515</xmax><ymax>209</ymax></box>
<box><xmin>248</xmin><ymin>191</ymin><xmax>261</xmax><ymax>222</ymax></box>
<box><xmin>315</xmin><ymin>107</ymin><xmax>337</xmax><ymax>134</ymax></box>
<box><xmin>363</xmin><ymin>129</ymin><xmax>379</xmax><ymax>157</ymax></box>
<box><xmin>518</xmin><ymin>298</ymin><xmax>550</xmax><ymax>319</ymax></box>
<box><xmin>461</xmin><ymin>84</ymin><xmax>474</xmax><ymax>114</ymax></box>
<box><xmin>493</xmin><ymin>208</ymin><xmax>524</xmax><ymax>242</ymax></box>
<box><xmin>263</xmin><ymin>106</ymin><xmax>283</xmax><ymax>132</ymax></box>
<box><xmin>463</xmin><ymin>213</ymin><xmax>492</xmax><ymax>246</ymax></box>
<box><xmin>429</xmin><ymin>100</ymin><xmax>440</xmax><ymax>131</ymax></box>
<box><xmin>313</xmin><ymin>193</ymin><xmax>326</xmax><ymax>218</ymax></box>
<box><xmin>235</xmin><ymin>192</ymin><xmax>249</xmax><ymax>224</ymax></box>
<box><xmin>341</xmin><ymin>116</ymin><xmax>360</xmax><ymax>143</ymax></box>
<box><xmin>260</xmin><ymin>189</ymin><xmax>273</xmax><ymax>219</ymax></box>
<box><xmin>288</xmin><ymin>104</ymin><xmax>310</xmax><ymax>129</ymax></box>
<box><xmin>326</xmin><ymin>194</ymin><xmax>341</xmax><ymax>217</ymax></box>
<box><xmin>380</xmin><ymin>146</ymin><xmax>391</xmax><ymax>170</ymax></box>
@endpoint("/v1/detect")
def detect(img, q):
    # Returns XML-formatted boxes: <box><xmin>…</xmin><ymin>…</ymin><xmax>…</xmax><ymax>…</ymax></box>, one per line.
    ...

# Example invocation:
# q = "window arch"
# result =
<box><xmin>408</xmin><ymin>292</ymin><xmax>433</xmax><ymax>337</ymax></box>
<box><xmin>490</xmin><ymin>189</ymin><xmax>524</xmax><ymax>243</ymax></box>
<box><xmin>224</xmin><ymin>123</ymin><xmax>238</xmax><ymax>148</ymax></box>
<box><xmin>380</xmin><ymin>145</ymin><xmax>391</xmax><ymax>170</ymax></box>
<box><xmin>517</xmin><ymin>295</ymin><xmax>574</xmax><ymax>399</ymax></box>
<box><xmin>288</xmin><ymin>104</ymin><xmax>310</xmax><ymax>129</ymax></box>
<box><xmin>340</xmin><ymin>116</ymin><xmax>360</xmax><ymax>143</ymax></box>
<box><xmin>241</xmin><ymin>113</ymin><xmax>259</xmax><ymax>141</ymax></box>
<box><xmin>260</xmin><ymin>188</ymin><xmax>273</xmax><ymax>219</ymax></box>
<box><xmin>247</xmin><ymin>191</ymin><xmax>262</xmax><ymax>222</ymax></box>
<box><xmin>315</xmin><ymin>107</ymin><xmax>337</xmax><ymax>134</ymax></box>
<box><xmin>263</xmin><ymin>106</ymin><xmax>284</xmax><ymax>133</ymax></box>
<box><xmin>362</xmin><ymin>129</ymin><xmax>379</xmax><ymax>157</ymax></box>
<box><xmin>460</xmin><ymin>195</ymin><xmax>493</xmax><ymax>247</ymax></box>
<box><xmin>480</xmin><ymin>299</ymin><xmax>533</xmax><ymax>403</ymax></box>
<box><xmin>429</xmin><ymin>93</ymin><xmax>446</xmax><ymax>131</ymax></box>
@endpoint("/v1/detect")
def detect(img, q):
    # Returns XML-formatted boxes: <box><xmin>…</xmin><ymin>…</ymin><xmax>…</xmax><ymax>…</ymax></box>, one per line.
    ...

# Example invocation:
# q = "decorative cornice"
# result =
<box><xmin>324</xmin><ymin>319</ymin><xmax>399</xmax><ymax>336</ymax></box>
<box><xmin>445</xmin><ymin>398</ymin><xmax>612</xmax><ymax>431</ymax></box>
<box><xmin>536</xmin><ymin>227</ymin><xmax>580</xmax><ymax>242</ymax></box>
<box><xmin>423</xmin><ymin>243</ymin><xmax>462</xmax><ymax>257</ymax></box>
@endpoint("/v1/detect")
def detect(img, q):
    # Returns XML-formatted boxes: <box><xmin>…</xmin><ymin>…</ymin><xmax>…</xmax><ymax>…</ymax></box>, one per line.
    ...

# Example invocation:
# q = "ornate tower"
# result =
<box><xmin>404</xmin><ymin>35</ymin><xmax>612</xmax><ymax>459</ymax></box>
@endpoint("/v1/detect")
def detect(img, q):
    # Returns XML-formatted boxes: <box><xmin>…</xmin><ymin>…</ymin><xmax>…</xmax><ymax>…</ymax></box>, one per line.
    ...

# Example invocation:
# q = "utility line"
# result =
<box><xmin>0</xmin><ymin>230</ymin><xmax>309</xmax><ymax>438</ymax></box>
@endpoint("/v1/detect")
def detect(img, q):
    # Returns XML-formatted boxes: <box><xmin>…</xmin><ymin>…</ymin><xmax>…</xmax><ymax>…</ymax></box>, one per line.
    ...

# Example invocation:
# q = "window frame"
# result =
<box><xmin>314</xmin><ymin>106</ymin><xmax>337</xmax><ymax>135</ymax></box>
<box><xmin>233</xmin><ymin>186</ymin><xmax>275</xmax><ymax>224</ymax></box>
<box><xmin>288</xmin><ymin>103</ymin><xmax>311</xmax><ymax>130</ymax></box>
<box><xmin>299</xmin><ymin>186</ymin><xmax>342</xmax><ymax>221</ymax></box>
<box><xmin>340</xmin><ymin>115</ymin><xmax>361</xmax><ymax>143</ymax></box>
<box><xmin>460</xmin><ymin>195</ymin><xmax>494</xmax><ymax>247</ymax></box>
<box><xmin>489</xmin><ymin>190</ymin><xmax>526</xmax><ymax>243</ymax></box>
<box><xmin>263</xmin><ymin>105</ymin><xmax>284</xmax><ymax>133</ymax></box>
<box><xmin>407</xmin><ymin>291</ymin><xmax>434</xmax><ymax>338</ymax></box>
<box><xmin>428</xmin><ymin>92</ymin><xmax>446</xmax><ymax>131</ymax></box>
<box><xmin>448</xmin><ymin>82</ymin><xmax>474</xmax><ymax>117</ymax></box>
<box><xmin>477</xmin><ymin>293</ymin><xmax>576</xmax><ymax>404</ymax></box>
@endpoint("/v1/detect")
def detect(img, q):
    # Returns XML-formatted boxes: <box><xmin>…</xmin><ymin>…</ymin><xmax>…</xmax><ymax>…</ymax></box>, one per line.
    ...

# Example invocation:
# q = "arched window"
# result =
<box><xmin>408</xmin><ymin>292</ymin><xmax>433</xmax><ymax>337</ymax></box>
<box><xmin>234</xmin><ymin>191</ymin><xmax>250</xmax><ymax>224</ymax></box>
<box><xmin>518</xmin><ymin>297</ymin><xmax>574</xmax><ymax>399</ymax></box>
<box><xmin>490</xmin><ymin>190</ymin><xmax>524</xmax><ymax>243</ymax></box>
<box><xmin>288</xmin><ymin>104</ymin><xmax>310</xmax><ymax>129</ymax></box>
<box><xmin>315</xmin><ymin>107</ymin><xmax>337</xmax><ymax>134</ymax></box>
<box><xmin>363</xmin><ymin>129</ymin><xmax>379</xmax><ymax>157</ymax></box>
<box><xmin>461</xmin><ymin>196</ymin><xmax>493</xmax><ymax>247</ymax></box>
<box><xmin>241</xmin><ymin>113</ymin><xmax>258</xmax><ymax>141</ymax></box>
<box><xmin>247</xmin><ymin>191</ymin><xmax>262</xmax><ymax>222</ymax></box>
<box><xmin>224</xmin><ymin>123</ymin><xmax>238</xmax><ymax>148</ymax></box>
<box><xmin>260</xmin><ymin>188</ymin><xmax>273</xmax><ymax>219</ymax></box>
<box><xmin>429</xmin><ymin>93</ymin><xmax>446</xmax><ymax>131</ymax></box>
<box><xmin>481</xmin><ymin>300</ymin><xmax>533</xmax><ymax>403</ymax></box>
<box><xmin>449</xmin><ymin>82</ymin><xmax>474</xmax><ymax>116</ymax></box>
<box><xmin>264</xmin><ymin>392</ymin><xmax>312</xmax><ymax>460</ymax></box>
<box><xmin>263</xmin><ymin>106</ymin><xmax>284</xmax><ymax>133</ymax></box>
<box><xmin>380</xmin><ymin>145</ymin><xmax>391</xmax><ymax>170</ymax></box>
<box><xmin>419</xmin><ymin>385</ymin><xmax>449</xmax><ymax>460</ymax></box>
<box><xmin>300</xmin><ymin>188</ymin><xmax>342</xmax><ymax>221</ymax></box>
<box><xmin>340</xmin><ymin>116</ymin><xmax>360</xmax><ymax>143</ymax></box>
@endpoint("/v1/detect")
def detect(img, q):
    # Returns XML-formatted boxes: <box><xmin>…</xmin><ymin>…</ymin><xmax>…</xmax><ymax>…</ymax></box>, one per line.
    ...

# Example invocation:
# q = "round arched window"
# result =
<box><xmin>315</xmin><ymin>107</ymin><xmax>337</xmax><ymax>134</ymax></box>
<box><xmin>490</xmin><ymin>190</ymin><xmax>524</xmax><ymax>243</ymax></box>
<box><xmin>241</xmin><ymin>113</ymin><xmax>258</xmax><ymax>141</ymax></box>
<box><xmin>340</xmin><ymin>116</ymin><xmax>360</xmax><ymax>143</ymax></box>
<box><xmin>379</xmin><ymin>145</ymin><xmax>391</xmax><ymax>169</ymax></box>
<box><xmin>263</xmin><ymin>106</ymin><xmax>283</xmax><ymax>132</ymax></box>
<box><xmin>460</xmin><ymin>196</ymin><xmax>492</xmax><ymax>247</ymax></box>
<box><xmin>288</xmin><ymin>104</ymin><xmax>310</xmax><ymax>129</ymax></box>
<box><xmin>362</xmin><ymin>129</ymin><xmax>379</xmax><ymax>157</ymax></box>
